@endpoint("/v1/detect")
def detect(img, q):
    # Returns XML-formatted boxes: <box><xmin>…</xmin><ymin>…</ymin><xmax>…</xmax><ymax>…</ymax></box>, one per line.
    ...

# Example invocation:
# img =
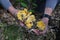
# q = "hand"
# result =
<box><xmin>39</xmin><ymin>18</ymin><xmax>49</xmax><ymax>34</ymax></box>
<box><xmin>16</xmin><ymin>8</ymin><xmax>36</xmax><ymax>29</ymax></box>
<box><xmin>29</xmin><ymin>29</ymin><xmax>40</xmax><ymax>35</ymax></box>
<box><xmin>31</xmin><ymin>18</ymin><xmax>49</xmax><ymax>35</ymax></box>
<box><xmin>30</xmin><ymin>27</ymin><xmax>48</xmax><ymax>36</ymax></box>
<box><xmin>29</xmin><ymin>27</ymin><xmax>48</xmax><ymax>35</ymax></box>
<box><xmin>39</xmin><ymin>26</ymin><xmax>48</xmax><ymax>35</ymax></box>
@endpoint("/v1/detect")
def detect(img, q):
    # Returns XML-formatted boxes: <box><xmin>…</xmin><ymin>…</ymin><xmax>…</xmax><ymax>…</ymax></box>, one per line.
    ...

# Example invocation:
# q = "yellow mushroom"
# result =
<box><xmin>17</xmin><ymin>8</ymin><xmax>36</xmax><ymax>29</ymax></box>
<box><xmin>25</xmin><ymin>15</ymin><xmax>36</xmax><ymax>29</ymax></box>
<box><xmin>37</xmin><ymin>21</ymin><xmax>46</xmax><ymax>30</ymax></box>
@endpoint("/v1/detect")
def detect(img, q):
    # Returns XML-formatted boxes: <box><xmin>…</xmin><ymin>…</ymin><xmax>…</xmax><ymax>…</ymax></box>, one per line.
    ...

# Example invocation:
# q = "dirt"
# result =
<box><xmin>0</xmin><ymin>2</ymin><xmax>60</xmax><ymax>40</ymax></box>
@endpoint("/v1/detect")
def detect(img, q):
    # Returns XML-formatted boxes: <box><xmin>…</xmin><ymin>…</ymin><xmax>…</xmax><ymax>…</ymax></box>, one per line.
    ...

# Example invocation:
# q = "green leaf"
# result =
<box><xmin>21</xmin><ymin>2</ymin><xmax>27</xmax><ymax>8</ymax></box>
<box><xmin>29</xmin><ymin>10</ymin><xmax>35</xmax><ymax>12</ymax></box>
<box><xmin>32</xmin><ymin>3</ymin><xmax>37</xmax><ymax>7</ymax></box>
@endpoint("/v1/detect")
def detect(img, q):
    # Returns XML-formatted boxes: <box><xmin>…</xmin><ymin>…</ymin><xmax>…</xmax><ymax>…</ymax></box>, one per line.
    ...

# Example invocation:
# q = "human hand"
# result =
<box><xmin>32</xmin><ymin>18</ymin><xmax>49</xmax><ymax>35</ymax></box>
<box><xmin>16</xmin><ymin>8</ymin><xmax>36</xmax><ymax>29</ymax></box>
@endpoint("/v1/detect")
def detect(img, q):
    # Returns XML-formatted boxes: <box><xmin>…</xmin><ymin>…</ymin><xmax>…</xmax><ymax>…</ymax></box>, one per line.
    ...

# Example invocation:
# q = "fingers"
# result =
<box><xmin>32</xmin><ymin>29</ymin><xmax>40</xmax><ymax>35</ymax></box>
<box><xmin>39</xmin><ymin>26</ymin><xmax>48</xmax><ymax>35</ymax></box>
<box><xmin>20</xmin><ymin>22</ymin><xmax>24</xmax><ymax>26</ymax></box>
<box><xmin>32</xmin><ymin>26</ymin><xmax>48</xmax><ymax>35</ymax></box>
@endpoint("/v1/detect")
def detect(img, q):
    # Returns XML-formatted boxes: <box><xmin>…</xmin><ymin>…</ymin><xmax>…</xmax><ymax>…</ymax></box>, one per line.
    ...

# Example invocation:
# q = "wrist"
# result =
<box><xmin>8</xmin><ymin>6</ymin><xmax>18</xmax><ymax>15</ymax></box>
<box><xmin>43</xmin><ymin>14</ymin><xmax>51</xmax><ymax>20</ymax></box>
<box><xmin>44</xmin><ymin>8</ymin><xmax>53</xmax><ymax>16</ymax></box>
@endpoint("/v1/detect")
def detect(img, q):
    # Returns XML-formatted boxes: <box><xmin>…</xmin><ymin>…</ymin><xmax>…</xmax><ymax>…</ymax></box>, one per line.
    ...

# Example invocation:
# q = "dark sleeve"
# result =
<box><xmin>0</xmin><ymin>0</ymin><xmax>12</xmax><ymax>10</ymax></box>
<box><xmin>45</xmin><ymin>0</ymin><xmax>58</xmax><ymax>10</ymax></box>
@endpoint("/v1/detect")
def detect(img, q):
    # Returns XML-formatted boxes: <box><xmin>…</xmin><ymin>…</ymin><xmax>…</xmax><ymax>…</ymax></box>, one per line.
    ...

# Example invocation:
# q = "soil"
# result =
<box><xmin>0</xmin><ymin>1</ymin><xmax>60</xmax><ymax>40</ymax></box>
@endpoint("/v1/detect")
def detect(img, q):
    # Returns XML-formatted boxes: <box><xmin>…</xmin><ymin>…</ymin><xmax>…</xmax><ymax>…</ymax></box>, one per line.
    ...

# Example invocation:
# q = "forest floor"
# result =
<box><xmin>0</xmin><ymin>1</ymin><xmax>60</xmax><ymax>40</ymax></box>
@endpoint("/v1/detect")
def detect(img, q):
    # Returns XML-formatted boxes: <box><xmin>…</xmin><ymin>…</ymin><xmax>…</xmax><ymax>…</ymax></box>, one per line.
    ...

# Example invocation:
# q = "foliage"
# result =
<box><xmin>15</xmin><ymin>0</ymin><xmax>37</xmax><ymax>12</ymax></box>
<box><xmin>0</xmin><ymin>0</ymin><xmax>60</xmax><ymax>40</ymax></box>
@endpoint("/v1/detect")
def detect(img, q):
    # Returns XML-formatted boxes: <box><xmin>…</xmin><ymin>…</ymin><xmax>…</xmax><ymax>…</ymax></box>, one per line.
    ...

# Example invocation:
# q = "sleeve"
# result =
<box><xmin>0</xmin><ymin>0</ymin><xmax>12</xmax><ymax>10</ymax></box>
<box><xmin>45</xmin><ymin>0</ymin><xmax>58</xmax><ymax>10</ymax></box>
